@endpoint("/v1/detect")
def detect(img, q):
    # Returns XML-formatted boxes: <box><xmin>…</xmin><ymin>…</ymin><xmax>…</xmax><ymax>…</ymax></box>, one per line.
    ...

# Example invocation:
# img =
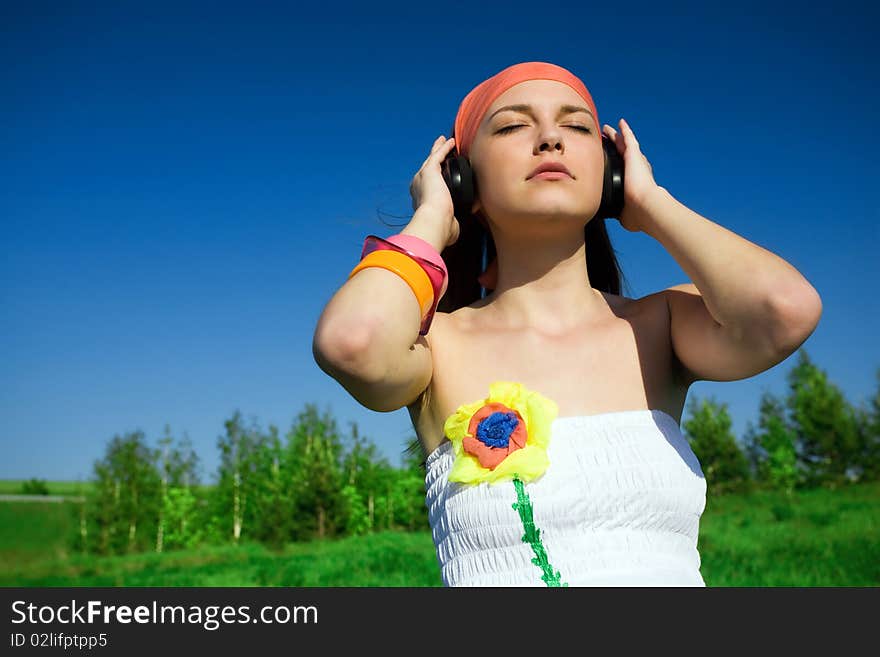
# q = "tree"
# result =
<box><xmin>161</xmin><ymin>486</ymin><xmax>204</xmax><ymax>550</ymax></box>
<box><xmin>854</xmin><ymin>367</ymin><xmax>880</xmax><ymax>481</ymax></box>
<box><xmin>742</xmin><ymin>391</ymin><xmax>799</xmax><ymax>495</ymax></box>
<box><xmin>785</xmin><ymin>349</ymin><xmax>862</xmax><ymax>486</ymax></box>
<box><xmin>212</xmin><ymin>411</ymin><xmax>263</xmax><ymax>544</ymax></box>
<box><xmin>340</xmin><ymin>421</ymin><xmax>391</xmax><ymax>533</ymax></box>
<box><xmin>155</xmin><ymin>425</ymin><xmax>201</xmax><ymax>553</ymax></box>
<box><xmin>20</xmin><ymin>478</ymin><xmax>50</xmax><ymax>495</ymax></box>
<box><xmin>389</xmin><ymin>442</ymin><xmax>430</xmax><ymax>531</ymax></box>
<box><xmin>339</xmin><ymin>484</ymin><xmax>371</xmax><ymax>536</ymax></box>
<box><xmin>86</xmin><ymin>430</ymin><xmax>162</xmax><ymax>554</ymax></box>
<box><xmin>286</xmin><ymin>404</ymin><xmax>345</xmax><ymax>540</ymax></box>
<box><xmin>371</xmin><ymin>460</ymin><xmax>404</xmax><ymax>532</ymax></box>
<box><xmin>683</xmin><ymin>396</ymin><xmax>751</xmax><ymax>494</ymax></box>
<box><xmin>249</xmin><ymin>423</ymin><xmax>297</xmax><ymax>547</ymax></box>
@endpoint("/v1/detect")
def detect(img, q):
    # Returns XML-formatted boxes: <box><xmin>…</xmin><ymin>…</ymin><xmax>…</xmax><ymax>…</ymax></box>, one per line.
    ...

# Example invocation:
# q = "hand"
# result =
<box><xmin>602</xmin><ymin>118</ymin><xmax>662</xmax><ymax>233</ymax></box>
<box><xmin>408</xmin><ymin>135</ymin><xmax>460</xmax><ymax>249</ymax></box>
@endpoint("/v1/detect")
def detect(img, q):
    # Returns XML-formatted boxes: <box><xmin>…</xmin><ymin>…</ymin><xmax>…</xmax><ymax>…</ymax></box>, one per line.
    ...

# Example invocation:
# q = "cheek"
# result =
<box><xmin>579</xmin><ymin>153</ymin><xmax>605</xmax><ymax>193</ymax></box>
<box><xmin>474</xmin><ymin>171</ymin><xmax>518</xmax><ymax>212</ymax></box>
<box><xmin>471</xmin><ymin>162</ymin><xmax>511</xmax><ymax>204</ymax></box>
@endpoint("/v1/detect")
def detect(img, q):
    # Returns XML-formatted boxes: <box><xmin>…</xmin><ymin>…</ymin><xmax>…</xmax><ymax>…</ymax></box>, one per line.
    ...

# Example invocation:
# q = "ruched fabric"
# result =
<box><xmin>424</xmin><ymin>409</ymin><xmax>708</xmax><ymax>587</ymax></box>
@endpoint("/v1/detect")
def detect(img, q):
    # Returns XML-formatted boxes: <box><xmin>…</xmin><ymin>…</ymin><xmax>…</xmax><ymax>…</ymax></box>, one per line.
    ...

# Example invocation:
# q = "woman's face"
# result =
<box><xmin>468</xmin><ymin>79</ymin><xmax>603</xmax><ymax>229</ymax></box>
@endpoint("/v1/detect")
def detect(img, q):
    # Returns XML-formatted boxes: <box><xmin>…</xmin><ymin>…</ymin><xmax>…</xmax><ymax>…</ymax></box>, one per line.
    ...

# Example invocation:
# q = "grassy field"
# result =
<box><xmin>0</xmin><ymin>479</ymin><xmax>213</xmax><ymax>497</ymax></box>
<box><xmin>0</xmin><ymin>480</ymin><xmax>877</xmax><ymax>586</ymax></box>
<box><xmin>0</xmin><ymin>479</ymin><xmax>93</xmax><ymax>496</ymax></box>
<box><xmin>697</xmin><ymin>481</ymin><xmax>879</xmax><ymax>586</ymax></box>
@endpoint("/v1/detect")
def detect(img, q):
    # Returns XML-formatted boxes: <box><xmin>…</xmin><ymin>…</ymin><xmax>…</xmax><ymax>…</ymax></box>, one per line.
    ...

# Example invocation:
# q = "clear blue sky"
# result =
<box><xmin>2</xmin><ymin>1</ymin><xmax>878</xmax><ymax>482</ymax></box>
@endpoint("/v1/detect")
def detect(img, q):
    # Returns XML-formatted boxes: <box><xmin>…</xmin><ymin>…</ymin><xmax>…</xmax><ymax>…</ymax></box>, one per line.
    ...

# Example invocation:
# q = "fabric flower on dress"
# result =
<box><xmin>443</xmin><ymin>381</ymin><xmax>559</xmax><ymax>485</ymax></box>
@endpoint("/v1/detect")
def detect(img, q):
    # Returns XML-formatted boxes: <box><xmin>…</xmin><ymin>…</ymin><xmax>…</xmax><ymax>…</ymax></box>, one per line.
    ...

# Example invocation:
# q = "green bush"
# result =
<box><xmin>20</xmin><ymin>479</ymin><xmax>50</xmax><ymax>496</ymax></box>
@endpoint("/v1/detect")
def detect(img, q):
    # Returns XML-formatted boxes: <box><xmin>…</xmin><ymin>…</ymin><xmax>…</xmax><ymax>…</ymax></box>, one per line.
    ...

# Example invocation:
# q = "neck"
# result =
<box><xmin>482</xmin><ymin>226</ymin><xmax>607</xmax><ymax>333</ymax></box>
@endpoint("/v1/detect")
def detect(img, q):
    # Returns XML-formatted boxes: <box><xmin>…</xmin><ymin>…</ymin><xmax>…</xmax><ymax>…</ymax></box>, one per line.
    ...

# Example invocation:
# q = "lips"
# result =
<box><xmin>527</xmin><ymin>161</ymin><xmax>572</xmax><ymax>179</ymax></box>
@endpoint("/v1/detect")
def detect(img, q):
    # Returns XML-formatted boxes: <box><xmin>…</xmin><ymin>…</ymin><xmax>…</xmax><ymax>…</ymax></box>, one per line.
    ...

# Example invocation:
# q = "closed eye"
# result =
<box><xmin>496</xmin><ymin>125</ymin><xmax>591</xmax><ymax>134</ymax></box>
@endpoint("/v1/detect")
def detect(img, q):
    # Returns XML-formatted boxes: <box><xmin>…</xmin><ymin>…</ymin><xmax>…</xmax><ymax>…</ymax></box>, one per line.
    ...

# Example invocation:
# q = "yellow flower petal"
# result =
<box><xmin>485</xmin><ymin>445</ymin><xmax>550</xmax><ymax>484</ymax></box>
<box><xmin>523</xmin><ymin>392</ymin><xmax>558</xmax><ymax>449</ymax></box>
<box><xmin>443</xmin><ymin>399</ymin><xmax>485</xmax><ymax>450</ymax></box>
<box><xmin>447</xmin><ymin>453</ymin><xmax>489</xmax><ymax>484</ymax></box>
<box><xmin>487</xmin><ymin>381</ymin><xmax>527</xmax><ymax>407</ymax></box>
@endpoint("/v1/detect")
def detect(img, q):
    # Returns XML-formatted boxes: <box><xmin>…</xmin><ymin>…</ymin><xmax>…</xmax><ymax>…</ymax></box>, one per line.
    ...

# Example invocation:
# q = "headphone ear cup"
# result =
<box><xmin>598</xmin><ymin>134</ymin><xmax>625</xmax><ymax>219</ymax></box>
<box><xmin>441</xmin><ymin>150</ymin><xmax>476</xmax><ymax>223</ymax></box>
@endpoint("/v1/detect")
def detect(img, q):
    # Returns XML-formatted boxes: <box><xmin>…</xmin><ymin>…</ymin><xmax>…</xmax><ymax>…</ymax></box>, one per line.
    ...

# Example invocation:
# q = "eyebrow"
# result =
<box><xmin>487</xmin><ymin>104</ymin><xmax>595</xmax><ymax>123</ymax></box>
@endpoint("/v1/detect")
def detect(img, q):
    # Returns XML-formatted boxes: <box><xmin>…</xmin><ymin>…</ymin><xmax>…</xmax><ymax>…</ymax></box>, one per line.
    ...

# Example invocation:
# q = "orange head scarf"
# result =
<box><xmin>453</xmin><ymin>61</ymin><xmax>599</xmax><ymax>159</ymax></box>
<box><xmin>451</xmin><ymin>61</ymin><xmax>600</xmax><ymax>289</ymax></box>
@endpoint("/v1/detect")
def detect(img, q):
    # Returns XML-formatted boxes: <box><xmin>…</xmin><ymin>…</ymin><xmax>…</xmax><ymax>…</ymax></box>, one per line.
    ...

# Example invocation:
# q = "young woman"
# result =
<box><xmin>313</xmin><ymin>61</ymin><xmax>822</xmax><ymax>586</ymax></box>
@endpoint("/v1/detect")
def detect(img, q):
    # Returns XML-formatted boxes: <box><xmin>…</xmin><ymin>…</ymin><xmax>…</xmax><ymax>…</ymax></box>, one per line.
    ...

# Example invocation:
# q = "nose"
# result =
<box><xmin>535</xmin><ymin>126</ymin><xmax>564</xmax><ymax>154</ymax></box>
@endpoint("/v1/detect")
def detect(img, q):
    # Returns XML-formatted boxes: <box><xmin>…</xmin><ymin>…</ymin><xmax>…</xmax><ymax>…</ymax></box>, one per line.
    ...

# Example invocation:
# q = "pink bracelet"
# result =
<box><xmin>361</xmin><ymin>234</ymin><xmax>448</xmax><ymax>335</ymax></box>
<box><xmin>384</xmin><ymin>234</ymin><xmax>448</xmax><ymax>298</ymax></box>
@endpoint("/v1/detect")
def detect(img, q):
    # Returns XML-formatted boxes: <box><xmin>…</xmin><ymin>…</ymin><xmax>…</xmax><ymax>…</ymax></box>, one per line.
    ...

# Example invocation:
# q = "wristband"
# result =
<box><xmin>348</xmin><ymin>250</ymin><xmax>435</xmax><ymax>322</ymax></box>
<box><xmin>383</xmin><ymin>234</ymin><xmax>448</xmax><ymax>300</ymax></box>
<box><xmin>360</xmin><ymin>234</ymin><xmax>448</xmax><ymax>336</ymax></box>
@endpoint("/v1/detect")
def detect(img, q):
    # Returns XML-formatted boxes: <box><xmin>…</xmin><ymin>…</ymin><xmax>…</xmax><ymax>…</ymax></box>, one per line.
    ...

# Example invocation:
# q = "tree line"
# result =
<box><xmin>69</xmin><ymin>406</ymin><xmax>427</xmax><ymax>556</ymax></box>
<box><xmin>685</xmin><ymin>350</ymin><xmax>879</xmax><ymax>494</ymax></box>
<box><xmin>63</xmin><ymin>348</ymin><xmax>879</xmax><ymax>556</ymax></box>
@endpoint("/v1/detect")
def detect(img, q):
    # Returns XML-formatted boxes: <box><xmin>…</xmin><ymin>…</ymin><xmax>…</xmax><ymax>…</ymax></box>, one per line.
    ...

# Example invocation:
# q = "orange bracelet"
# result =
<box><xmin>348</xmin><ymin>250</ymin><xmax>434</xmax><ymax>318</ymax></box>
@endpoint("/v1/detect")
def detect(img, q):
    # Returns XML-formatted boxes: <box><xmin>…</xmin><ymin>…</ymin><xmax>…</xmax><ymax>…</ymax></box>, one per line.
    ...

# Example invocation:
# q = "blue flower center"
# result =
<box><xmin>476</xmin><ymin>411</ymin><xmax>519</xmax><ymax>448</ymax></box>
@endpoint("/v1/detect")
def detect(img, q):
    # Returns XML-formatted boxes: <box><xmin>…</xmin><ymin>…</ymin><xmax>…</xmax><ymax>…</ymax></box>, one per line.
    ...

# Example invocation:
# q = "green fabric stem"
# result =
<box><xmin>511</xmin><ymin>475</ymin><xmax>568</xmax><ymax>587</ymax></box>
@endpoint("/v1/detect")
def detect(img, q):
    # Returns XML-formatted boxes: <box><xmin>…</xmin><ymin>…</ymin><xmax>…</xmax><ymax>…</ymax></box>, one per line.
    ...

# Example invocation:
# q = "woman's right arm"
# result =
<box><xmin>312</xmin><ymin>136</ymin><xmax>459</xmax><ymax>413</ymax></box>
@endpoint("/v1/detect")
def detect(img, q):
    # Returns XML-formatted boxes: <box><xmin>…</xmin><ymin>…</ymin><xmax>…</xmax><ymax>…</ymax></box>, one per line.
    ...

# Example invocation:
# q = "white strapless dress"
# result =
<box><xmin>425</xmin><ymin>409</ymin><xmax>707</xmax><ymax>587</ymax></box>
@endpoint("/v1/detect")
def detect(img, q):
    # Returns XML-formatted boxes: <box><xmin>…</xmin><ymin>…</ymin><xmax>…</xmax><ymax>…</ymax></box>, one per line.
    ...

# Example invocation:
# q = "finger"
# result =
<box><xmin>430</xmin><ymin>137</ymin><xmax>456</xmax><ymax>161</ymax></box>
<box><xmin>619</xmin><ymin>119</ymin><xmax>640</xmax><ymax>150</ymax></box>
<box><xmin>605</xmin><ymin>121</ymin><xmax>622</xmax><ymax>147</ymax></box>
<box><xmin>419</xmin><ymin>136</ymin><xmax>453</xmax><ymax>170</ymax></box>
<box><xmin>608</xmin><ymin>126</ymin><xmax>626</xmax><ymax>155</ymax></box>
<box><xmin>603</xmin><ymin>124</ymin><xmax>625</xmax><ymax>154</ymax></box>
<box><xmin>431</xmin><ymin>135</ymin><xmax>453</xmax><ymax>151</ymax></box>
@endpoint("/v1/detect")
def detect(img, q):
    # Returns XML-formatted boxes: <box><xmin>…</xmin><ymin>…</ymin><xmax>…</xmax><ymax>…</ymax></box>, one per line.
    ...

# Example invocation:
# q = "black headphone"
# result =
<box><xmin>440</xmin><ymin>129</ymin><xmax>625</xmax><ymax>225</ymax></box>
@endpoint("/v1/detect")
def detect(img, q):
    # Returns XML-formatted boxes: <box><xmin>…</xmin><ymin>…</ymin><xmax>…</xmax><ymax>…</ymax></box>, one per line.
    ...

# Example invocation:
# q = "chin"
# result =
<box><xmin>498</xmin><ymin>210</ymin><xmax>588</xmax><ymax>227</ymax></box>
<box><xmin>484</xmin><ymin>193</ymin><xmax>598</xmax><ymax>223</ymax></box>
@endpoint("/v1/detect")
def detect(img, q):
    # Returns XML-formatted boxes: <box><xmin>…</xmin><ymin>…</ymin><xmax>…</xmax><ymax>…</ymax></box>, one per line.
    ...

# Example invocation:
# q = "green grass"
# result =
<box><xmin>697</xmin><ymin>481</ymin><xmax>879</xmax><ymax>586</ymax></box>
<box><xmin>0</xmin><ymin>501</ymin><xmax>81</xmax><ymax>567</ymax></box>
<box><xmin>0</xmin><ymin>479</ymin><xmax>215</xmax><ymax>497</ymax></box>
<box><xmin>0</xmin><ymin>479</ymin><xmax>93</xmax><ymax>496</ymax></box>
<box><xmin>1</xmin><ymin>481</ymin><xmax>877</xmax><ymax>586</ymax></box>
<box><xmin>0</xmin><ymin>531</ymin><xmax>443</xmax><ymax>587</ymax></box>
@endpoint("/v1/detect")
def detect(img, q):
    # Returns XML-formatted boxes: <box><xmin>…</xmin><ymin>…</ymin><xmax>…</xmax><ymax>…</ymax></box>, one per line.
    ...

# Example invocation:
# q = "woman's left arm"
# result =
<box><xmin>604</xmin><ymin>119</ymin><xmax>823</xmax><ymax>384</ymax></box>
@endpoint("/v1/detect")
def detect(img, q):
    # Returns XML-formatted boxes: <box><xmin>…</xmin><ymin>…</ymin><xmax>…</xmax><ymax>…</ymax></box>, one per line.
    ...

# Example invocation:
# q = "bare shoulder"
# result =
<box><xmin>597</xmin><ymin>287</ymin><xmax>664</xmax><ymax>321</ymax></box>
<box><xmin>628</xmin><ymin>287</ymin><xmax>693</xmax><ymax>388</ymax></box>
<box><xmin>603</xmin><ymin>286</ymin><xmax>691</xmax><ymax>386</ymax></box>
